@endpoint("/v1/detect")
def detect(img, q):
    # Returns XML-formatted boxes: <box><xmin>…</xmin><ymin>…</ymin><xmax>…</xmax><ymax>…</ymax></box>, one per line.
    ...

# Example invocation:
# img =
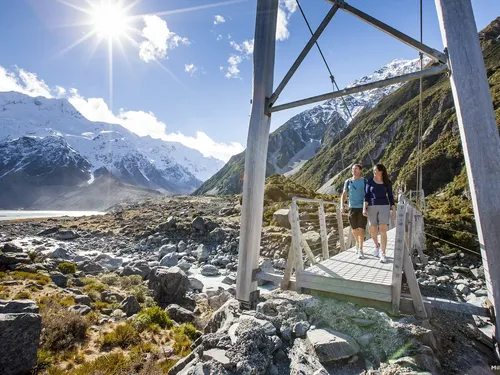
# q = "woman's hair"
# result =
<box><xmin>374</xmin><ymin>163</ymin><xmax>392</xmax><ymax>186</ymax></box>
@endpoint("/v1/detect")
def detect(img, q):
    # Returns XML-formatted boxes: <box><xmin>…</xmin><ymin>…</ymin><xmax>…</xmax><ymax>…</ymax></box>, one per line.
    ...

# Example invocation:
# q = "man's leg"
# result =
<box><xmin>358</xmin><ymin>228</ymin><xmax>365</xmax><ymax>250</ymax></box>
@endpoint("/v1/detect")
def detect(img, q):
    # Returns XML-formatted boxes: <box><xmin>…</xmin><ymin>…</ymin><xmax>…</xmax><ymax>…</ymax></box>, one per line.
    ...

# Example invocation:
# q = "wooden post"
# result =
<box><xmin>404</xmin><ymin>225</ymin><xmax>427</xmax><ymax>319</ymax></box>
<box><xmin>318</xmin><ymin>202</ymin><xmax>330</xmax><ymax>259</ymax></box>
<box><xmin>281</xmin><ymin>212</ymin><xmax>295</xmax><ymax>290</ymax></box>
<box><xmin>290</xmin><ymin>199</ymin><xmax>304</xmax><ymax>293</ymax></box>
<box><xmin>391</xmin><ymin>203</ymin><xmax>407</xmax><ymax>315</ymax></box>
<box><xmin>435</xmin><ymin>0</ymin><xmax>500</xmax><ymax>345</ymax></box>
<box><xmin>235</xmin><ymin>0</ymin><xmax>278</xmax><ymax>304</ymax></box>
<box><xmin>336</xmin><ymin>205</ymin><xmax>346</xmax><ymax>252</ymax></box>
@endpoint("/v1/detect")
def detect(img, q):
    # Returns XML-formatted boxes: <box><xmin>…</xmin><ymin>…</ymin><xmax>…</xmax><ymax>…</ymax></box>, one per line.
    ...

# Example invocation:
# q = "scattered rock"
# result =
<box><xmin>2</xmin><ymin>243</ymin><xmax>23</xmax><ymax>253</ymax></box>
<box><xmin>148</xmin><ymin>267</ymin><xmax>190</xmax><ymax>306</ymax></box>
<box><xmin>0</xmin><ymin>299</ymin><xmax>39</xmax><ymax>314</ymax></box>
<box><xmin>189</xmin><ymin>277</ymin><xmax>204</xmax><ymax>292</ymax></box>
<box><xmin>160</xmin><ymin>252</ymin><xmax>179</xmax><ymax>267</ymax></box>
<box><xmin>77</xmin><ymin>260</ymin><xmax>105</xmax><ymax>273</ymax></box>
<box><xmin>222</xmin><ymin>275</ymin><xmax>236</xmax><ymax>285</ymax></box>
<box><xmin>273</xmin><ymin>209</ymin><xmax>291</xmax><ymax>229</ymax></box>
<box><xmin>74</xmin><ymin>295</ymin><xmax>92</xmax><ymax>306</ymax></box>
<box><xmin>201</xmin><ymin>264</ymin><xmax>220</xmax><ymax>276</ymax></box>
<box><xmin>196</xmin><ymin>244</ymin><xmax>210</xmax><ymax>261</ymax></box>
<box><xmin>192</xmin><ymin>216</ymin><xmax>206</xmax><ymax>231</ymax></box>
<box><xmin>289</xmin><ymin>338</ymin><xmax>329</xmax><ymax>375</ymax></box>
<box><xmin>50</xmin><ymin>272</ymin><xmax>68</xmax><ymax>288</ymax></box>
<box><xmin>293</xmin><ymin>321</ymin><xmax>311</xmax><ymax>338</ymax></box>
<box><xmin>159</xmin><ymin>244</ymin><xmax>177</xmax><ymax>258</ymax></box>
<box><xmin>426</xmin><ymin>265</ymin><xmax>445</xmax><ymax>276</ymax></box>
<box><xmin>166</xmin><ymin>304</ymin><xmax>195</xmax><ymax>323</ymax></box>
<box><xmin>49</xmin><ymin>247</ymin><xmax>75</xmax><ymax>261</ymax></box>
<box><xmin>306</xmin><ymin>328</ymin><xmax>360</xmax><ymax>363</ymax></box>
<box><xmin>55</xmin><ymin>230</ymin><xmax>79</xmax><ymax>240</ymax></box>
<box><xmin>37</xmin><ymin>226</ymin><xmax>59</xmax><ymax>236</ymax></box>
<box><xmin>0</xmin><ymin>252</ymin><xmax>31</xmax><ymax>266</ymax></box>
<box><xmin>68</xmin><ymin>305</ymin><xmax>91</xmax><ymax>316</ymax></box>
<box><xmin>120</xmin><ymin>295</ymin><xmax>141</xmax><ymax>317</ymax></box>
<box><xmin>456</xmin><ymin>284</ymin><xmax>470</xmax><ymax>295</ymax></box>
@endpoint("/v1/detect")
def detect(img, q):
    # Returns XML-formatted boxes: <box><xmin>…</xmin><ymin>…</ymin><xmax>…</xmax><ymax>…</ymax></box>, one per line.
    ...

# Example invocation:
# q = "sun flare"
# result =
<box><xmin>90</xmin><ymin>1</ymin><xmax>130</xmax><ymax>39</ymax></box>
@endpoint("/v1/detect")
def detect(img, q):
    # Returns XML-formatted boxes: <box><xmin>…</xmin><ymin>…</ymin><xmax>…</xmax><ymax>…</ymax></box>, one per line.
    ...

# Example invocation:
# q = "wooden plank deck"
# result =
<box><xmin>299</xmin><ymin>228</ymin><xmax>396</xmax><ymax>302</ymax></box>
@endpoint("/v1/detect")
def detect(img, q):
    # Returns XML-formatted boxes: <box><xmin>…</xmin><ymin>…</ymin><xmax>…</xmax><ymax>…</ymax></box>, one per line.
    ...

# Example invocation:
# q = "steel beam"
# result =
<box><xmin>269</xmin><ymin>64</ymin><xmax>448</xmax><ymax>113</ymax></box>
<box><xmin>326</xmin><ymin>0</ymin><xmax>447</xmax><ymax>64</ymax></box>
<box><xmin>268</xmin><ymin>4</ymin><xmax>340</xmax><ymax>107</ymax></box>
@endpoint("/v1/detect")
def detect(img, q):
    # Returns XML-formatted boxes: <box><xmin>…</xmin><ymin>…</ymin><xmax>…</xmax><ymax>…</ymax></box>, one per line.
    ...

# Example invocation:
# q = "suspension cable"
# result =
<box><xmin>295</xmin><ymin>0</ymin><xmax>354</xmax><ymax>122</ymax></box>
<box><xmin>416</xmin><ymin>0</ymin><xmax>424</xmax><ymax>194</ymax></box>
<box><xmin>424</xmin><ymin>232</ymin><xmax>481</xmax><ymax>256</ymax></box>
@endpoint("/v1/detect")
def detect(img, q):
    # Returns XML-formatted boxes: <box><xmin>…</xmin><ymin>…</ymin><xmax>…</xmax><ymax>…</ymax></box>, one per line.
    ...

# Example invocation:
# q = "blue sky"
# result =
<box><xmin>0</xmin><ymin>0</ymin><xmax>498</xmax><ymax>161</ymax></box>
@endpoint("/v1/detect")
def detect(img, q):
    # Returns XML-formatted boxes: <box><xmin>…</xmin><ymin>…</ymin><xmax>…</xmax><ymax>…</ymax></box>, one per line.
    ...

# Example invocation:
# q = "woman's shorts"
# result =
<box><xmin>367</xmin><ymin>205</ymin><xmax>390</xmax><ymax>226</ymax></box>
<box><xmin>348</xmin><ymin>208</ymin><xmax>367</xmax><ymax>230</ymax></box>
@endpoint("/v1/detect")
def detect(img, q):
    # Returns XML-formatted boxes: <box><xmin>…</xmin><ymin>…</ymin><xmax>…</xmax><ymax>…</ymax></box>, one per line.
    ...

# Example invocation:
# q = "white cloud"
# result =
<box><xmin>0</xmin><ymin>65</ymin><xmax>243</xmax><ymax>162</ymax></box>
<box><xmin>139</xmin><ymin>15</ymin><xmax>189</xmax><ymax>62</ymax></box>
<box><xmin>184</xmin><ymin>64</ymin><xmax>197</xmax><ymax>76</ymax></box>
<box><xmin>276</xmin><ymin>0</ymin><xmax>297</xmax><ymax>42</ymax></box>
<box><xmin>214</xmin><ymin>15</ymin><xmax>225</xmax><ymax>25</ymax></box>
<box><xmin>230</xmin><ymin>39</ymin><xmax>254</xmax><ymax>55</ymax></box>
<box><xmin>216</xmin><ymin>34</ymin><xmax>223</xmax><ymax>41</ymax></box>
<box><xmin>225</xmin><ymin>39</ymin><xmax>254</xmax><ymax>79</ymax></box>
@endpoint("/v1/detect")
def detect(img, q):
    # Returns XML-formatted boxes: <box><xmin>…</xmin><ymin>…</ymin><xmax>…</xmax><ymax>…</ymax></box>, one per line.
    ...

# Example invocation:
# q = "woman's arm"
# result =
<box><xmin>363</xmin><ymin>180</ymin><xmax>370</xmax><ymax>215</ymax></box>
<box><xmin>387</xmin><ymin>184</ymin><xmax>395</xmax><ymax>207</ymax></box>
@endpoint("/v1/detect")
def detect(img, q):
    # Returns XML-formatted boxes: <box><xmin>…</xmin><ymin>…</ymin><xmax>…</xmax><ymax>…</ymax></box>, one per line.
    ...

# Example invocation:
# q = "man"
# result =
<box><xmin>340</xmin><ymin>164</ymin><xmax>368</xmax><ymax>259</ymax></box>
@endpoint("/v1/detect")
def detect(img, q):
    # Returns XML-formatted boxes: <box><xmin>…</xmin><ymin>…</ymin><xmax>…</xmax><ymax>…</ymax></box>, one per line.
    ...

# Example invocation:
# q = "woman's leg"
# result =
<box><xmin>379</xmin><ymin>224</ymin><xmax>388</xmax><ymax>254</ymax></box>
<box><xmin>370</xmin><ymin>225</ymin><xmax>378</xmax><ymax>247</ymax></box>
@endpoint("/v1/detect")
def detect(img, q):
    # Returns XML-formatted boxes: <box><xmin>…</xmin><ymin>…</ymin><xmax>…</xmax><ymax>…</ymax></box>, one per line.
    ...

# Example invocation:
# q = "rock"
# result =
<box><xmin>0</xmin><ymin>310</ymin><xmax>42</xmax><ymax>375</ymax></box>
<box><xmin>191</xmin><ymin>216</ymin><xmax>206</xmax><ymax>231</ymax></box>
<box><xmin>177</xmin><ymin>260</ymin><xmax>192</xmax><ymax>272</ymax></box>
<box><xmin>127</xmin><ymin>261</ymin><xmax>151</xmax><ymax>279</ymax></box>
<box><xmin>209</xmin><ymin>291</ymin><xmax>232</xmax><ymax>310</ymax></box>
<box><xmin>205</xmin><ymin>221</ymin><xmax>219</xmax><ymax>232</ymax></box>
<box><xmin>436</xmin><ymin>276</ymin><xmax>451</xmax><ymax>283</ymax></box>
<box><xmin>73</xmin><ymin>255</ymin><xmax>91</xmax><ymax>263</ymax></box>
<box><xmin>357</xmin><ymin>333</ymin><xmax>374</xmax><ymax>348</ymax></box>
<box><xmin>306</xmin><ymin>328</ymin><xmax>360</xmax><ymax>363</ymax></box>
<box><xmin>120</xmin><ymin>295</ymin><xmax>141</xmax><ymax>317</ymax></box>
<box><xmin>426</xmin><ymin>265</ymin><xmax>445</xmax><ymax>276</ymax></box>
<box><xmin>77</xmin><ymin>260</ymin><xmax>105</xmax><ymax>273</ymax></box>
<box><xmin>456</xmin><ymin>284</ymin><xmax>470</xmax><ymax>295</ymax></box>
<box><xmin>160</xmin><ymin>252</ymin><xmax>179</xmax><ymax>267</ymax></box>
<box><xmin>111</xmin><ymin>309</ymin><xmax>126</xmax><ymax>319</ymax></box>
<box><xmin>439</xmin><ymin>252</ymin><xmax>458</xmax><ymax>261</ymax></box>
<box><xmin>119</xmin><ymin>266</ymin><xmax>145</xmax><ymax>278</ymax></box>
<box><xmin>95</xmin><ymin>254</ymin><xmax>123</xmax><ymax>270</ymax></box>
<box><xmin>148</xmin><ymin>267</ymin><xmax>190</xmax><ymax>306</ymax></box>
<box><xmin>289</xmin><ymin>338</ymin><xmax>329</xmax><ymax>375</ymax></box>
<box><xmin>157</xmin><ymin>217</ymin><xmax>177</xmax><ymax>231</ymax></box>
<box><xmin>0</xmin><ymin>299</ymin><xmax>39</xmax><ymax>314</ymax></box>
<box><xmin>56</xmin><ymin>230</ymin><xmax>79</xmax><ymax>240</ymax></box>
<box><xmin>0</xmin><ymin>252</ymin><xmax>31</xmax><ymax>266</ymax></box>
<box><xmin>201</xmin><ymin>264</ymin><xmax>220</xmax><ymax>276</ymax></box>
<box><xmin>68</xmin><ymin>304</ymin><xmax>91</xmax><ymax>315</ymax></box>
<box><xmin>159</xmin><ymin>244</ymin><xmax>178</xmax><ymax>258</ymax></box>
<box><xmin>166</xmin><ymin>304</ymin><xmax>195</xmax><ymax>323</ymax></box>
<box><xmin>37</xmin><ymin>226</ymin><xmax>59</xmax><ymax>236</ymax></box>
<box><xmin>273</xmin><ymin>209</ymin><xmax>291</xmax><ymax>229</ymax></box>
<box><xmin>49</xmin><ymin>247</ymin><xmax>75</xmax><ymax>261</ymax></box>
<box><xmin>189</xmin><ymin>277</ymin><xmax>204</xmax><ymax>291</ymax></box>
<box><xmin>352</xmin><ymin>318</ymin><xmax>375</xmax><ymax>327</ymax></box>
<box><xmin>222</xmin><ymin>275</ymin><xmax>236</xmax><ymax>285</ymax></box>
<box><xmin>50</xmin><ymin>272</ymin><xmax>68</xmax><ymax>288</ymax></box>
<box><xmin>219</xmin><ymin>207</ymin><xmax>234</xmax><ymax>216</ymax></box>
<box><xmin>2</xmin><ymin>243</ymin><xmax>23</xmax><ymax>253</ymax></box>
<box><xmin>453</xmin><ymin>266</ymin><xmax>473</xmax><ymax>276</ymax></box>
<box><xmin>209</xmin><ymin>228</ymin><xmax>226</xmax><ymax>243</ymax></box>
<box><xmin>293</xmin><ymin>321</ymin><xmax>311</xmax><ymax>338</ymax></box>
<box><xmin>74</xmin><ymin>295</ymin><xmax>92</xmax><ymax>306</ymax></box>
<box><xmin>474</xmin><ymin>289</ymin><xmax>488</xmax><ymax>297</ymax></box>
<box><xmin>302</xmin><ymin>231</ymin><xmax>322</xmax><ymax>248</ymax></box>
<box><xmin>196</xmin><ymin>244</ymin><xmax>210</xmax><ymax>261</ymax></box>
<box><xmin>178</xmin><ymin>241</ymin><xmax>187</xmax><ymax>252</ymax></box>
<box><xmin>101</xmin><ymin>291</ymin><xmax>125</xmax><ymax>303</ymax></box>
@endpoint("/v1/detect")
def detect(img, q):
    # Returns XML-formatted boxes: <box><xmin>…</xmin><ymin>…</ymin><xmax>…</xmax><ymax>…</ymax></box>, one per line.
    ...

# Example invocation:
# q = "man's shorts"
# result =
<box><xmin>367</xmin><ymin>205</ymin><xmax>390</xmax><ymax>226</ymax></box>
<box><xmin>348</xmin><ymin>208</ymin><xmax>367</xmax><ymax>230</ymax></box>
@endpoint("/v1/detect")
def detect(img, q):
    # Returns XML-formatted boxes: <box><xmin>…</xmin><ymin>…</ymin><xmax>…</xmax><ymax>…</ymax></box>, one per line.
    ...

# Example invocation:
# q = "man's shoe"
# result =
<box><xmin>358</xmin><ymin>250</ymin><xmax>365</xmax><ymax>259</ymax></box>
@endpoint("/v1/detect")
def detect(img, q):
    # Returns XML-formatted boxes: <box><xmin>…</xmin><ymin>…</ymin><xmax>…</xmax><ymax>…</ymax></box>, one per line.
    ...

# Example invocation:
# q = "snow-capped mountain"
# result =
<box><xmin>195</xmin><ymin>57</ymin><xmax>426</xmax><ymax>195</ymax></box>
<box><xmin>0</xmin><ymin>91</ymin><xmax>224</xmax><ymax>194</ymax></box>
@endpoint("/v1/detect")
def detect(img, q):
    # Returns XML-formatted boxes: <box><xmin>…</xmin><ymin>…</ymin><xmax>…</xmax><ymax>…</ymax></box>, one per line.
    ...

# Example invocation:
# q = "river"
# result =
<box><xmin>0</xmin><ymin>210</ymin><xmax>105</xmax><ymax>221</ymax></box>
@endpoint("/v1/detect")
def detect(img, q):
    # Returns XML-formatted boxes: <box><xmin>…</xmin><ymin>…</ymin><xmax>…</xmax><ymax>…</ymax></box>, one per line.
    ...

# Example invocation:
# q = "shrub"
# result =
<box><xmin>38</xmin><ymin>294</ymin><xmax>75</xmax><ymax>310</ymax></box>
<box><xmin>72</xmin><ymin>353</ymin><xmax>132</xmax><ymax>375</ymax></box>
<box><xmin>120</xmin><ymin>274</ymin><xmax>143</xmax><ymax>289</ymax></box>
<box><xmin>85</xmin><ymin>311</ymin><xmax>100</xmax><ymax>325</ymax></box>
<box><xmin>57</xmin><ymin>262</ymin><xmax>76</xmax><ymax>274</ymax></box>
<box><xmin>0</xmin><ymin>271</ymin><xmax>8</xmax><ymax>281</ymax></box>
<box><xmin>100</xmin><ymin>273</ymin><xmax>119</xmax><ymax>286</ymax></box>
<box><xmin>37</xmin><ymin>349</ymin><xmax>53</xmax><ymax>370</ymax></box>
<box><xmin>47</xmin><ymin>366</ymin><xmax>66</xmax><ymax>375</ymax></box>
<box><xmin>14</xmin><ymin>291</ymin><xmax>31</xmax><ymax>299</ymax></box>
<box><xmin>28</xmin><ymin>251</ymin><xmax>37</xmax><ymax>262</ymax></box>
<box><xmin>40</xmin><ymin>304</ymin><xmax>89</xmax><ymax>351</ymax></box>
<box><xmin>176</xmin><ymin>323</ymin><xmax>200</xmax><ymax>341</ymax></box>
<box><xmin>130</xmin><ymin>285</ymin><xmax>149</xmax><ymax>303</ymax></box>
<box><xmin>130</xmin><ymin>342</ymin><xmax>158</xmax><ymax>362</ymax></box>
<box><xmin>133</xmin><ymin>306</ymin><xmax>173</xmax><ymax>332</ymax></box>
<box><xmin>84</xmin><ymin>282</ymin><xmax>107</xmax><ymax>294</ymax></box>
<box><xmin>100</xmin><ymin>322</ymin><xmax>140</xmax><ymax>351</ymax></box>
<box><xmin>172</xmin><ymin>330</ymin><xmax>192</xmax><ymax>357</ymax></box>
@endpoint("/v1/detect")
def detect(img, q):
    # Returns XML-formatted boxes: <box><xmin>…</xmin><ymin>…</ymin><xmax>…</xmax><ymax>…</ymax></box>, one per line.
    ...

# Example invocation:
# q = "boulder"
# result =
<box><xmin>222</xmin><ymin>275</ymin><xmax>236</xmax><ymax>285</ymax></box>
<box><xmin>120</xmin><ymin>295</ymin><xmax>141</xmax><ymax>317</ymax></box>
<box><xmin>119</xmin><ymin>266</ymin><xmax>145</xmax><ymax>278</ymax></box>
<box><xmin>209</xmin><ymin>228</ymin><xmax>226</xmax><ymax>243</ymax></box>
<box><xmin>201</xmin><ymin>264</ymin><xmax>220</xmax><ymax>276</ymax></box>
<box><xmin>74</xmin><ymin>295</ymin><xmax>92</xmax><ymax>306</ymax></box>
<box><xmin>0</xmin><ymin>308</ymin><xmax>42</xmax><ymax>375</ymax></box>
<box><xmin>101</xmin><ymin>291</ymin><xmax>125</xmax><ymax>303</ymax></box>
<box><xmin>95</xmin><ymin>254</ymin><xmax>123</xmax><ymax>270</ymax></box>
<box><xmin>192</xmin><ymin>216</ymin><xmax>206</xmax><ymax>231</ymax></box>
<box><xmin>159</xmin><ymin>244</ymin><xmax>178</xmax><ymax>258</ymax></box>
<box><xmin>49</xmin><ymin>247</ymin><xmax>75</xmax><ymax>261</ymax></box>
<box><xmin>0</xmin><ymin>253</ymin><xmax>31</xmax><ymax>266</ymax></box>
<box><xmin>68</xmin><ymin>305</ymin><xmax>91</xmax><ymax>316</ymax></box>
<box><xmin>196</xmin><ymin>244</ymin><xmax>210</xmax><ymax>261</ymax></box>
<box><xmin>306</xmin><ymin>328</ymin><xmax>360</xmax><ymax>363</ymax></box>
<box><xmin>127</xmin><ymin>261</ymin><xmax>151</xmax><ymax>279</ymax></box>
<box><xmin>456</xmin><ymin>284</ymin><xmax>470</xmax><ymax>295</ymax></box>
<box><xmin>293</xmin><ymin>321</ymin><xmax>311</xmax><ymax>338</ymax></box>
<box><xmin>148</xmin><ymin>267</ymin><xmax>190</xmax><ymax>306</ymax></box>
<box><xmin>208</xmin><ymin>290</ymin><xmax>233</xmax><ymax>311</ymax></box>
<box><xmin>2</xmin><ymin>243</ymin><xmax>23</xmax><ymax>253</ymax></box>
<box><xmin>189</xmin><ymin>277</ymin><xmax>204</xmax><ymax>291</ymax></box>
<box><xmin>0</xmin><ymin>299</ymin><xmax>39</xmax><ymax>314</ymax></box>
<box><xmin>160</xmin><ymin>252</ymin><xmax>178</xmax><ymax>267</ymax></box>
<box><xmin>177</xmin><ymin>260</ymin><xmax>192</xmax><ymax>272</ymax></box>
<box><xmin>166</xmin><ymin>304</ymin><xmax>195</xmax><ymax>323</ymax></box>
<box><xmin>426</xmin><ymin>265</ymin><xmax>445</xmax><ymax>276</ymax></box>
<box><xmin>273</xmin><ymin>209</ymin><xmax>291</xmax><ymax>229</ymax></box>
<box><xmin>55</xmin><ymin>230</ymin><xmax>79</xmax><ymax>240</ymax></box>
<box><xmin>77</xmin><ymin>260</ymin><xmax>105</xmax><ymax>273</ymax></box>
<box><xmin>37</xmin><ymin>226</ymin><xmax>59</xmax><ymax>236</ymax></box>
<box><xmin>178</xmin><ymin>241</ymin><xmax>187</xmax><ymax>252</ymax></box>
<box><xmin>302</xmin><ymin>231</ymin><xmax>322</xmax><ymax>248</ymax></box>
<box><xmin>50</xmin><ymin>272</ymin><xmax>68</xmax><ymax>288</ymax></box>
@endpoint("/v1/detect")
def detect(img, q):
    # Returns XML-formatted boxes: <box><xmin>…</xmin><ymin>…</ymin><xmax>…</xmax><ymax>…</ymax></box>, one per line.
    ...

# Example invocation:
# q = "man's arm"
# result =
<box><xmin>340</xmin><ymin>189</ymin><xmax>348</xmax><ymax>212</ymax></box>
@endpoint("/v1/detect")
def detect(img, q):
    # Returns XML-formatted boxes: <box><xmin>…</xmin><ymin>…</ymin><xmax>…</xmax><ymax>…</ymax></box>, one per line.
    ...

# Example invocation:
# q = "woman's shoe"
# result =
<box><xmin>373</xmin><ymin>243</ymin><xmax>380</xmax><ymax>257</ymax></box>
<box><xmin>380</xmin><ymin>253</ymin><xmax>387</xmax><ymax>263</ymax></box>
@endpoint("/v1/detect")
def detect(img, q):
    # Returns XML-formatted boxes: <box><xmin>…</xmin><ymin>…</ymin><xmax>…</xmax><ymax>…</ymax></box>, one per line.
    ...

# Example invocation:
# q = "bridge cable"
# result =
<box><xmin>424</xmin><ymin>232</ymin><xmax>481</xmax><ymax>256</ymax></box>
<box><xmin>416</xmin><ymin>0</ymin><xmax>424</xmax><ymax>195</ymax></box>
<box><xmin>295</xmin><ymin>0</ymin><xmax>354</xmax><ymax>122</ymax></box>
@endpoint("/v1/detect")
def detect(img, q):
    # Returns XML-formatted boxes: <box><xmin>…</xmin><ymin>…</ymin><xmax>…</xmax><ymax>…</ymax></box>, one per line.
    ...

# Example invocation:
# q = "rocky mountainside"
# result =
<box><xmin>0</xmin><ymin>92</ymin><xmax>224</xmax><ymax>196</ymax></box>
<box><xmin>195</xmin><ymin>58</ymin><xmax>425</xmax><ymax>196</ymax></box>
<box><xmin>293</xmin><ymin>18</ymin><xmax>500</xmax><ymax>198</ymax></box>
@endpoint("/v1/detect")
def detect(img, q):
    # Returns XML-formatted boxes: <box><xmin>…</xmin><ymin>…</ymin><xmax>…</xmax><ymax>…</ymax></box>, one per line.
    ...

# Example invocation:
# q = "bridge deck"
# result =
<box><xmin>298</xmin><ymin>228</ymin><xmax>396</xmax><ymax>302</ymax></box>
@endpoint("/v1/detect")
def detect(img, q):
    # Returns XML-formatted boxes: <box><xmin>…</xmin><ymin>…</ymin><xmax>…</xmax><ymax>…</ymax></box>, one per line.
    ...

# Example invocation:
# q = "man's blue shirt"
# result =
<box><xmin>344</xmin><ymin>178</ymin><xmax>365</xmax><ymax>208</ymax></box>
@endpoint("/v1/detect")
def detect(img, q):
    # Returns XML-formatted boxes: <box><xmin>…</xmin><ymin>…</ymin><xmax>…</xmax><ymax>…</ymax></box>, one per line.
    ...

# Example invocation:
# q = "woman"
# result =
<box><xmin>363</xmin><ymin>163</ymin><xmax>396</xmax><ymax>263</ymax></box>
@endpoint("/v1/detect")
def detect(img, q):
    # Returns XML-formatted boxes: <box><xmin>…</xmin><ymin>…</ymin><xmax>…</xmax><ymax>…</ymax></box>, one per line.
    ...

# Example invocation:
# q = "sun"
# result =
<box><xmin>90</xmin><ymin>1</ymin><xmax>130</xmax><ymax>39</ymax></box>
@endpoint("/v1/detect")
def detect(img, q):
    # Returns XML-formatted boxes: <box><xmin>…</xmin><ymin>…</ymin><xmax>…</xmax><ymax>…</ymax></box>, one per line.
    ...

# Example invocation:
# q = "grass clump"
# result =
<box><xmin>37</xmin><ymin>349</ymin><xmax>54</xmax><ymax>370</ymax></box>
<box><xmin>133</xmin><ymin>306</ymin><xmax>173</xmax><ymax>332</ymax></box>
<box><xmin>0</xmin><ymin>271</ymin><xmax>8</xmax><ymax>281</ymax></box>
<box><xmin>120</xmin><ymin>274</ymin><xmax>143</xmax><ymax>289</ymax></box>
<box><xmin>40</xmin><ymin>304</ymin><xmax>89</xmax><ymax>352</ymax></box>
<box><xmin>71</xmin><ymin>353</ymin><xmax>132</xmax><ymax>375</ymax></box>
<box><xmin>176</xmin><ymin>323</ymin><xmax>200</xmax><ymax>341</ymax></box>
<box><xmin>14</xmin><ymin>291</ymin><xmax>31</xmax><ymax>299</ymax></box>
<box><xmin>84</xmin><ymin>281</ymin><xmax>107</xmax><ymax>294</ymax></box>
<box><xmin>11</xmin><ymin>271</ymin><xmax>51</xmax><ymax>285</ymax></box>
<box><xmin>130</xmin><ymin>285</ymin><xmax>149</xmax><ymax>303</ymax></box>
<box><xmin>38</xmin><ymin>294</ymin><xmax>75</xmax><ymax>310</ymax></box>
<box><xmin>57</xmin><ymin>262</ymin><xmax>76</xmax><ymax>274</ymax></box>
<box><xmin>100</xmin><ymin>273</ymin><xmax>120</xmax><ymax>286</ymax></box>
<box><xmin>100</xmin><ymin>322</ymin><xmax>140</xmax><ymax>351</ymax></box>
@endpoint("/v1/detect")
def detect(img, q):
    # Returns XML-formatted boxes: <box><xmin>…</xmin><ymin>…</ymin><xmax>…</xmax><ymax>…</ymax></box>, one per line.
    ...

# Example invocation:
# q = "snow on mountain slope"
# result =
<box><xmin>0</xmin><ymin>91</ymin><xmax>224</xmax><ymax>193</ymax></box>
